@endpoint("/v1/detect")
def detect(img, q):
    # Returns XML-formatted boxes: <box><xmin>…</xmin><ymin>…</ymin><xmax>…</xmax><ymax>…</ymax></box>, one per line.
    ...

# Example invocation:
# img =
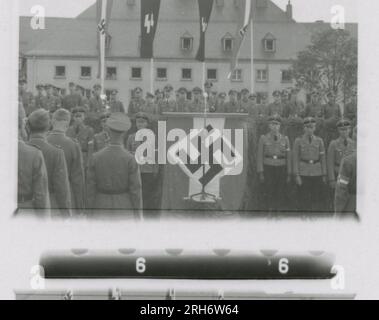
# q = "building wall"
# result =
<box><xmin>26</xmin><ymin>57</ymin><xmax>294</xmax><ymax>104</ymax></box>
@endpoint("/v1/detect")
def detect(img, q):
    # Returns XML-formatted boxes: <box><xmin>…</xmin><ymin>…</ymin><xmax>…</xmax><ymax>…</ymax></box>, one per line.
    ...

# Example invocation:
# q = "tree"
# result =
<box><xmin>292</xmin><ymin>28</ymin><xmax>358</xmax><ymax>105</ymax></box>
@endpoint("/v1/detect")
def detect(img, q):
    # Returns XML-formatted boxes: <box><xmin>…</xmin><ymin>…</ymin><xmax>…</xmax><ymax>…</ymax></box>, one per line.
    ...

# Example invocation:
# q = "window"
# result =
<box><xmin>181</xmin><ymin>36</ymin><xmax>193</xmax><ymax>51</ymax></box>
<box><xmin>257</xmin><ymin>92</ymin><xmax>268</xmax><ymax>105</ymax></box>
<box><xmin>131</xmin><ymin>67</ymin><xmax>142</xmax><ymax>80</ymax></box>
<box><xmin>106</xmin><ymin>67</ymin><xmax>117</xmax><ymax>80</ymax></box>
<box><xmin>81</xmin><ymin>66</ymin><xmax>91</xmax><ymax>78</ymax></box>
<box><xmin>230</xmin><ymin>69</ymin><xmax>242</xmax><ymax>82</ymax></box>
<box><xmin>105</xmin><ymin>34</ymin><xmax>112</xmax><ymax>50</ymax></box>
<box><xmin>156</xmin><ymin>68</ymin><xmax>167</xmax><ymax>80</ymax></box>
<box><xmin>207</xmin><ymin>69</ymin><xmax>217</xmax><ymax>81</ymax></box>
<box><xmin>264</xmin><ymin>39</ymin><xmax>276</xmax><ymax>52</ymax></box>
<box><xmin>281</xmin><ymin>69</ymin><xmax>292</xmax><ymax>82</ymax></box>
<box><xmin>55</xmin><ymin>66</ymin><xmax>66</xmax><ymax>78</ymax></box>
<box><xmin>224</xmin><ymin>38</ymin><xmax>233</xmax><ymax>52</ymax></box>
<box><xmin>181</xmin><ymin>68</ymin><xmax>192</xmax><ymax>81</ymax></box>
<box><xmin>256</xmin><ymin>69</ymin><xmax>268</xmax><ymax>82</ymax></box>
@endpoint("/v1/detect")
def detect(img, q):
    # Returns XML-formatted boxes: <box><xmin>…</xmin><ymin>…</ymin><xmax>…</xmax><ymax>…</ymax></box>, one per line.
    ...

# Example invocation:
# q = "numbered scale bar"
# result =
<box><xmin>39</xmin><ymin>249</ymin><xmax>335</xmax><ymax>280</ymax></box>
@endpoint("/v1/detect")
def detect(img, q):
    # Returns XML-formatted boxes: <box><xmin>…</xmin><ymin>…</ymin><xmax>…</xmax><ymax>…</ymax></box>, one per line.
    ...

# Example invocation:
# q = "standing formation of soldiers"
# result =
<box><xmin>17</xmin><ymin>79</ymin><xmax>358</xmax><ymax>219</ymax></box>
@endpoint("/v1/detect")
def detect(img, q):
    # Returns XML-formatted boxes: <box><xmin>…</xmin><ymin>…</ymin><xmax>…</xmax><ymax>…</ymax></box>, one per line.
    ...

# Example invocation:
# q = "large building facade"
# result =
<box><xmin>20</xmin><ymin>0</ymin><xmax>357</xmax><ymax>104</ymax></box>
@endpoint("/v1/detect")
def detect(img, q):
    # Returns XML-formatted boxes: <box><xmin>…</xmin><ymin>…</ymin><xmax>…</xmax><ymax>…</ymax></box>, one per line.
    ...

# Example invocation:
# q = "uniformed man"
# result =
<box><xmin>204</xmin><ymin>81</ymin><xmax>216</xmax><ymax>112</ymax></box>
<box><xmin>155</xmin><ymin>89</ymin><xmax>164</xmax><ymax>105</ymax></box>
<box><xmin>109</xmin><ymin>89</ymin><xmax>125</xmax><ymax>113</ymax></box>
<box><xmin>158</xmin><ymin>84</ymin><xmax>177</xmax><ymax>113</ymax></box>
<box><xmin>188</xmin><ymin>87</ymin><xmax>205</xmax><ymax>113</ymax></box>
<box><xmin>18</xmin><ymin>111</ymin><xmax>50</xmax><ymax>216</ymax></box>
<box><xmin>334</xmin><ymin>126</ymin><xmax>357</xmax><ymax>218</ymax></box>
<box><xmin>88</xmin><ymin>84</ymin><xmax>103</xmax><ymax>113</ymax></box>
<box><xmin>247</xmin><ymin>93</ymin><xmax>259</xmax><ymax>118</ymax></box>
<box><xmin>225</xmin><ymin>89</ymin><xmax>239</xmax><ymax>113</ymax></box>
<box><xmin>44</xmin><ymin>84</ymin><xmax>61</xmax><ymax>114</ymax></box>
<box><xmin>293</xmin><ymin>117</ymin><xmax>328</xmax><ymax>214</ymax></box>
<box><xmin>27</xmin><ymin>109</ymin><xmax>71</xmax><ymax>217</ymax></box>
<box><xmin>86</xmin><ymin>112</ymin><xmax>143</xmax><ymax>219</ymax></box>
<box><xmin>19</xmin><ymin>79</ymin><xmax>34</xmax><ymax>116</ymax></box>
<box><xmin>53</xmin><ymin>86</ymin><xmax>63</xmax><ymax>106</ymax></box>
<box><xmin>327</xmin><ymin>119</ymin><xmax>355</xmax><ymax>190</ymax></box>
<box><xmin>323</xmin><ymin>90</ymin><xmax>342</xmax><ymax>147</ymax></box>
<box><xmin>126</xmin><ymin>112</ymin><xmax>159</xmax><ymax>217</ymax></box>
<box><xmin>257</xmin><ymin>115</ymin><xmax>291</xmax><ymax>213</ymax></box>
<box><xmin>89</xmin><ymin>112</ymin><xmax>110</xmax><ymax>154</ymax></box>
<box><xmin>215</xmin><ymin>92</ymin><xmax>227</xmax><ymax>113</ymax></box>
<box><xmin>140</xmin><ymin>92</ymin><xmax>159</xmax><ymax>119</ymax></box>
<box><xmin>48</xmin><ymin>109</ymin><xmax>85</xmax><ymax>213</ymax></box>
<box><xmin>128</xmin><ymin>87</ymin><xmax>146</xmax><ymax>118</ymax></box>
<box><xmin>35</xmin><ymin>84</ymin><xmax>47</xmax><ymax>110</ymax></box>
<box><xmin>238</xmin><ymin>88</ymin><xmax>251</xmax><ymax>113</ymax></box>
<box><xmin>66</xmin><ymin>107</ymin><xmax>94</xmax><ymax>168</ymax></box>
<box><xmin>62</xmin><ymin>82</ymin><xmax>82</xmax><ymax>111</ymax></box>
<box><xmin>267</xmin><ymin>90</ymin><xmax>284</xmax><ymax>117</ymax></box>
<box><xmin>76</xmin><ymin>85</ymin><xmax>90</xmax><ymax>111</ymax></box>
<box><xmin>176</xmin><ymin>87</ymin><xmax>190</xmax><ymax>112</ymax></box>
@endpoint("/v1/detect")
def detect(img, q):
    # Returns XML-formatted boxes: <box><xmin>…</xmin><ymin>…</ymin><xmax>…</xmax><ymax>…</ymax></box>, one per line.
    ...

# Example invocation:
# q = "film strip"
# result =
<box><xmin>15</xmin><ymin>249</ymin><xmax>355</xmax><ymax>300</ymax></box>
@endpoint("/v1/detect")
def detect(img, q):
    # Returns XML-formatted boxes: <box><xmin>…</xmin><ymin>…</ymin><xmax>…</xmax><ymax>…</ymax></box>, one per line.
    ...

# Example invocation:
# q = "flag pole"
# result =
<box><xmin>250</xmin><ymin>16</ymin><xmax>254</xmax><ymax>94</ymax></box>
<box><xmin>100</xmin><ymin>0</ymin><xmax>107</xmax><ymax>96</ymax></box>
<box><xmin>150</xmin><ymin>58</ymin><xmax>154</xmax><ymax>93</ymax></box>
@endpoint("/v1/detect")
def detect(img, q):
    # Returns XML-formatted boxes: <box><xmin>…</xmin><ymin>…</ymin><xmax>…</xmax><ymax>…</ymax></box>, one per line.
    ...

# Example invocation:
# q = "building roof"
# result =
<box><xmin>20</xmin><ymin>0</ymin><xmax>357</xmax><ymax>61</ymax></box>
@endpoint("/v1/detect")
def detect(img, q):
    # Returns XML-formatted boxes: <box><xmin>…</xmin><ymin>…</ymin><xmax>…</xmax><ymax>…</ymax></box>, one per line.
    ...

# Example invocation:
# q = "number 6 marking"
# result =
<box><xmin>136</xmin><ymin>257</ymin><xmax>146</xmax><ymax>274</ymax></box>
<box><xmin>279</xmin><ymin>258</ymin><xmax>289</xmax><ymax>274</ymax></box>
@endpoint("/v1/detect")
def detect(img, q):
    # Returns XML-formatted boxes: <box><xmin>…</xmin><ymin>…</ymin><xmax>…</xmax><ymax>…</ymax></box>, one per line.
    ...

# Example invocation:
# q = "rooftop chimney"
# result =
<box><xmin>286</xmin><ymin>0</ymin><xmax>293</xmax><ymax>20</ymax></box>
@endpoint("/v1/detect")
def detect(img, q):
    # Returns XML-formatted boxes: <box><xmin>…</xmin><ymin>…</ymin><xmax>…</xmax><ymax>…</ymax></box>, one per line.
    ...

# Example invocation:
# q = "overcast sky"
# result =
<box><xmin>18</xmin><ymin>0</ymin><xmax>358</xmax><ymax>22</ymax></box>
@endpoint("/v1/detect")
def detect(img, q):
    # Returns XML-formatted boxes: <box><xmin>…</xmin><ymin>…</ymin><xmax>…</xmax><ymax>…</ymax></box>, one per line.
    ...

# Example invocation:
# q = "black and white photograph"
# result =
<box><xmin>16</xmin><ymin>0</ymin><xmax>358</xmax><ymax>221</ymax></box>
<box><xmin>3</xmin><ymin>0</ymin><xmax>379</xmax><ymax>303</ymax></box>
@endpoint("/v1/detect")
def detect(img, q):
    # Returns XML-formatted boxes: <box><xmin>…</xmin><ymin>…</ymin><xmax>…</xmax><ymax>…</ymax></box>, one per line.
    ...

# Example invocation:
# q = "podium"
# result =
<box><xmin>159</xmin><ymin>112</ymin><xmax>250</xmax><ymax>213</ymax></box>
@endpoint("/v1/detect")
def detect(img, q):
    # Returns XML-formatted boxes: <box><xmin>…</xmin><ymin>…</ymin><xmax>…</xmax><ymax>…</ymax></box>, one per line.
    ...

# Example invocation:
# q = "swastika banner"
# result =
<box><xmin>140</xmin><ymin>0</ymin><xmax>161</xmax><ymax>59</ymax></box>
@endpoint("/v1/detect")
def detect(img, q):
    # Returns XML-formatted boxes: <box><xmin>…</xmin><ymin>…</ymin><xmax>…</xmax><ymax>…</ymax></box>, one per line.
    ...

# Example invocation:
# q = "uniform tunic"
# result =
<box><xmin>109</xmin><ymin>100</ymin><xmax>125</xmax><ymax>113</ymax></box>
<box><xmin>224</xmin><ymin>100</ymin><xmax>239</xmax><ymax>113</ymax></box>
<box><xmin>267</xmin><ymin>102</ymin><xmax>284</xmax><ymax>117</ymax></box>
<box><xmin>18</xmin><ymin>140</ymin><xmax>50</xmax><ymax>215</ymax></box>
<box><xmin>128</xmin><ymin>98</ymin><xmax>146</xmax><ymax>118</ymax></box>
<box><xmin>176</xmin><ymin>99</ymin><xmax>190</xmax><ymax>113</ymax></box>
<box><xmin>257</xmin><ymin>133</ymin><xmax>291</xmax><ymax>212</ymax></box>
<box><xmin>47</xmin><ymin>130</ymin><xmax>85</xmax><ymax>211</ymax></box>
<box><xmin>327</xmin><ymin>137</ymin><xmax>355</xmax><ymax>184</ymax></box>
<box><xmin>239</xmin><ymin>99</ymin><xmax>252</xmax><ymax>113</ymax></box>
<box><xmin>158</xmin><ymin>98</ymin><xmax>177</xmax><ymax>113</ymax></box>
<box><xmin>335</xmin><ymin>151</ymin><xmax>357</xmax><ymax>216</ymax></box>
<box><xmin>86</xmin><ymin>144</ymin><xmax>143</xmax><ymax>218</ymax></box>
<box><xmin>45</xmin><ymin>95</ymin><xmax>61</xmax><ymax>113</ymax></box>
<box><xmin>66</xmin><ymin>124</ymin><xmax>94</xmax><ymax>168</ymax></box>
<box><xmin>293</xmin><ymin>134</ymin><xmax>327</xmax><ymax>213</ymax></box>
<box><xmin>29</xmin><ymin>134</ymin><xmax>71</xmax><ymax>217</ymax></box>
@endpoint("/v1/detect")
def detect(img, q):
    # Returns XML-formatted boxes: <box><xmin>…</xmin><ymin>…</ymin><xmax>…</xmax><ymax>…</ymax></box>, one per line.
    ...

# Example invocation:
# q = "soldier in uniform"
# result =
<box><xmin>19</xmin><ymin>79</ymin><xmax>34</xmax><ymax>116</ymax></box>
<box><xmin>89</xmin><ymin>112</ymin><xmax>110</xmax><ymax>154</ymax></box>
<box><xmin>86</xmin><ymin>112</ymin><xmax>143</xmax><ymax>219</ymax></box>
<box><xmin>293</xmin><ymin>117</ymin><xmax>327</xmax><ymax>214</ymax></box>
<box><xmin>62</xmin><ymin>82</ymin><xmax>82</xmax><ymax>112</ymax></box>
<box><xmin>188</xmin><ymin>87</ymin><xmax>205</xmax><ymax>113</ymax></box>
<box><xmin>158</xmin><ymin>84</ymin><xmax>177</xmax><ymax>113</ymax></box>
<box><xmin>267</xmin><ymin>90</ymin><xmax>284</xmax><ymax>117</ymax></box>
<box><xmin>215</xmin><ymin>92</ymin><xmax>227</xmax><ymax>113</ymax></box>
<box><xmin>109</xmin><ymin>89</ymin><xmax>125</xmax><ymax>113</ymax></box>
<box><xmin>18</xmin><ymin>111</ymin><xmax>50</xmax><ymax>215</ymax></box>
<box><xmin>257</xmin><ymin>115</ymin><xmax>291</xmax><ymax>214</ymax></box>
<box><xmin>76</xmin><ymin>85</ymin><xmax>90</xmax><ymax>111</ymax></box>
<box><xmin>66</xmin><ymin>107</ymin><xmax>94</xmax><ymax>169</ymax></box>
<box><xmin>176</xmin><ymin>88</ymin><xmax>190</xmax><ymax>112</ymax></box>
<box><xmin>155</xmin><ymin>89</ymin><xmax>164</xmax><ymax>105</ymax></box>
<box><xmin>27</xmin><ymin>109</ymin><xmax>71</xmax><ymax>217</ymax></box>
<box><xmin>45</xmin><ymin>84</ymin><xmax>61</xmax><ymax>114</ymax></box>
<box><xmin>34</xmin><ymin>84</ymin><xmax>48</xmax><ymax>110</ymax></box>
<box><xmin>335</xmin><ymin>126</ymin><xmax>357</xmax><ymax>218</ymax></box>
<box><xmin>128</xmin><ymin>87</ymin><xmax>146</xmax><ymax>118</ymax></box>
<box><xmin>140</xmin><ymin>92</ymin><xmax>159</xmax><ymax>119</ymax></box>
<box><xmin>225</xmin><ymin>89</ymin><xmax>239</xmax><ymax>113</ymax></box>
<box><xmin>126</xmin><ymin>112</ymin><xmax>159</xmax><ymax>218</ymax></box>
<box><xmin>204</xmin><ymin>81</ymin><xmax>216</xmax><ymax>112</ymax></box>
<box><xmin>238</xmin><ymin>88</ymin><xmax>251</xmax><ymax>113</ymax></box>
<box><xmin>327</xmin><ymin>119</ymin><xmax>355</xmax><ymax>209</ymax></box>
<box><xmin>323</xmin><ymin>91</ymin><xmax>342</xmax><ymax>148</ymax></box>
<box><xmin>89</xmin><ymin>84</ymin><xmax>104</xmax><ymax>113</ymax></box>
<box><xmin>48</xmin><ymin>109</ymin><xmax>85</xmax><ymax>213</ymax></box>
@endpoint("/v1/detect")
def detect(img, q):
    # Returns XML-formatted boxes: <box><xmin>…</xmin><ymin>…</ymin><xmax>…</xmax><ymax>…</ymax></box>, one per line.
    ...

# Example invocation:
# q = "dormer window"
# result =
<box><xmin>263</xmin><ymin>33</ymin><xmax>276</xmax><ymax>52</ymax></box>
<box><xmin>181</xmin><ymin>32</ymin><xmax>193</xmax><ymax>51</ymax></box>
<box><xmin>222</xmin><ymin>33</ymin><xmax>234</xmax><ymax>52</ymax></box>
